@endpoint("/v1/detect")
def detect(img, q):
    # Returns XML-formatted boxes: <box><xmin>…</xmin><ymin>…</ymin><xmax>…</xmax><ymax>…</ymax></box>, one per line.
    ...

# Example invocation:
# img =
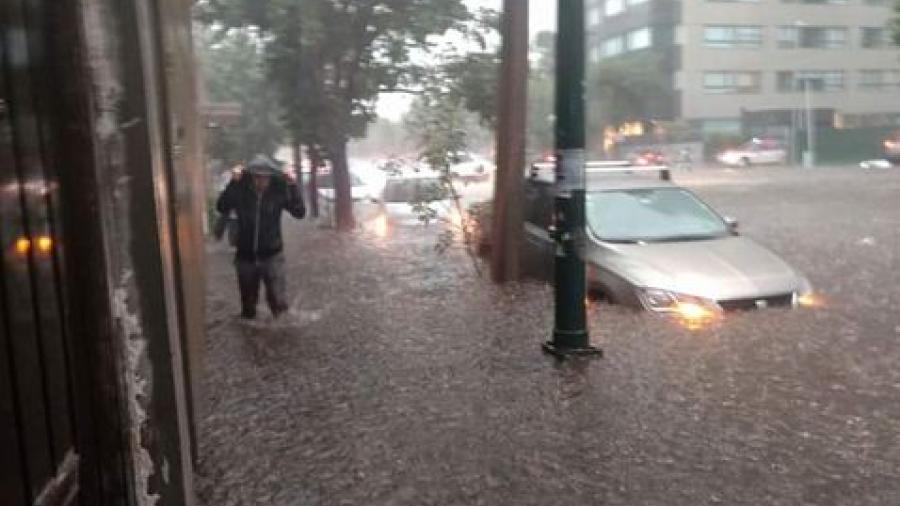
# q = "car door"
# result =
<box><xmin>522</xmin><ymin>179</ymin><xmax>554</xmax><ymax>281</ymax></box>
<box><xmin>1</xmin><ymin>3</ymin><xmax>81</xmax><ymax>503</ymax></box>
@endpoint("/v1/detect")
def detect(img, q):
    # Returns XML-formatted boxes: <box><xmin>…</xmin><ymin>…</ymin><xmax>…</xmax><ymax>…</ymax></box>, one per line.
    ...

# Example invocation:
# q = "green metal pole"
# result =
<box><xmin>543</xmin><ymin>0</ymin><xmax>601</xmax><ymax>357</ymax></box>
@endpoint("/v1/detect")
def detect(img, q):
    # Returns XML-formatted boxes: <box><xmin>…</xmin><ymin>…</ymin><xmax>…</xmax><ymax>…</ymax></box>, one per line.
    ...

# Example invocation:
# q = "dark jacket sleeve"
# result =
<box><xmin>285</xmin><ymin>182</ymin><xmax>306</xmax><ymax>219</ymax></box>
<box><xmin>216</xmin><ymin>180</ymin><xmax>239</xmax><ymax>214</ymax></box>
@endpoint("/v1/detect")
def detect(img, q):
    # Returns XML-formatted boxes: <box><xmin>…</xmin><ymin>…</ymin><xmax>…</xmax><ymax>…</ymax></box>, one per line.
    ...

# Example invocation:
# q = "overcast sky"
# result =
<box><xmin>468</xmin><ymin>0</ymin><xmax>557</xmax><ymax>35</ymax></box>
<box><xmin>376</xmin><ymin>0</ymin><xmax>556</xmax><ymax>121</ymax></box>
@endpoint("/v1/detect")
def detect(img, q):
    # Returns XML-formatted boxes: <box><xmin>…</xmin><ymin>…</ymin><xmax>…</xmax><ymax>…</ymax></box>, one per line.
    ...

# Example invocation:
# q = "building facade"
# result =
<box><xmin>587</xmin><ymin>0</ymin><xmax>900</xmax><ymax>136</ymax></box>
<box><xmin>2</xmin><ymin>0</ymin><xmax>205</xmax><ymax>504</ymax></box>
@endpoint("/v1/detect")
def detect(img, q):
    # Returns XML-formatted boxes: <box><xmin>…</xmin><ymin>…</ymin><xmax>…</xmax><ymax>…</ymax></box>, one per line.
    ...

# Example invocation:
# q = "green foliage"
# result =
<box><xmin>197</xmin><ymin>0</ymin><xmax>472</xmax><ymax>229</ymax></box>
<box><xmin>528</xmin><ymin>30</ymin><xmax>556</xmax><ymax>156</ymax></box>
<box><xmin>198</xmin><ymin>0</ymin><xmax>470</xmax><ymax>141</ymax></box>
<box><xmin>892</xmin><ymin>1</ymin><xmax>900</xmax><ymax>45</ymax></box>
<box><xmin>403</xmin><ymin>93</ymin><xmax>483</xmax><ymax>274</ymax></box>
<box><xmin>588</xmin><ymin>52</ymin><xmax>670</xmax><ymax>132</ymax></box>
<box><xmin>197</xmin><ymin>26</ymin><xmax>284</xmax><ymax>164</ymax></box>
<box><xmin>443</xmin><ymin>52</ymin><xmax>501</xmax><ymax>128</ymax></box>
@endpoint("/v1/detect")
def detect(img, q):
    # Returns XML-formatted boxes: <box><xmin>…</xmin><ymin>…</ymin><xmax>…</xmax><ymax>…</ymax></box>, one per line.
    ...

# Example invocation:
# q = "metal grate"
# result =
<box><xmin>718</xmin><ymin>293</ymin><xmax>794</xmax><ymax>311</ymax></box>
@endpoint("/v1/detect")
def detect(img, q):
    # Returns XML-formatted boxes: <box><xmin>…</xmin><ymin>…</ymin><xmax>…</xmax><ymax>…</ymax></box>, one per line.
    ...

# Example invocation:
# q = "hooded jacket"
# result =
<box><xmin>217</xmin><ymin>174</ymin><xmax>305</xmax><ymax>261</ymax></box>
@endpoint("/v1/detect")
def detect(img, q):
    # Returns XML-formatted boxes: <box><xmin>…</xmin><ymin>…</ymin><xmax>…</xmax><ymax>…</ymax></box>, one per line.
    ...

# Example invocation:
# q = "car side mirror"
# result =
<box><xmin>724</xmin><ymin>216</ymin><xmax>739</xmax><ymax>234</ymax></box>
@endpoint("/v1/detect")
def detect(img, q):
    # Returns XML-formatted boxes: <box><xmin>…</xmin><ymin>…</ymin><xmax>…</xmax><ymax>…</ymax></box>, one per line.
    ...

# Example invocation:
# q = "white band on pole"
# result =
<box><xmin>556</xmin><ymin>148</ymin><xmax>585</xmax><ymax>193</ymax></box>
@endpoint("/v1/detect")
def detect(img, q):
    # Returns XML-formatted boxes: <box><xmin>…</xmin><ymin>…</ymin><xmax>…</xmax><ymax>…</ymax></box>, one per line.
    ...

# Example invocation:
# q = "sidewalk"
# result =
<box><xmin>197</xmin><ymin>195</ymin><xmax>900</xmax><ymax>505</ymax></box>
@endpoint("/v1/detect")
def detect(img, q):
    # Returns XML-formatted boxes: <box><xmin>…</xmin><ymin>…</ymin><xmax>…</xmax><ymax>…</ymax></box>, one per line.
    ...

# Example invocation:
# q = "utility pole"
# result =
<box><xmin>803</xmin><ymin>78</ymin><xmax>816</xmax><ymax>168</ymax></box>
<box><xmin>491</xmin><ymin>0</ymin><xmax>528</xmax><ymax>283</ymax></box>
<box><xmin>543</xmin><ymin>0</ymin><xmax>601</xmax><ymax>358</ymax></box>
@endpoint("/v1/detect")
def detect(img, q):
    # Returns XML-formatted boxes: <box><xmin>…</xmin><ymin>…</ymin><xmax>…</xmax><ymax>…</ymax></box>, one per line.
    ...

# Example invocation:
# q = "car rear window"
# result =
<box><xmin>317</xmin><ymin>173</ymin><xmax>364</xmax><ymax>189</ymax></box>
<box><xmin>383</xmin><ymin>178</ymin><xmax>443</xmax><ymax>203</ymax></box>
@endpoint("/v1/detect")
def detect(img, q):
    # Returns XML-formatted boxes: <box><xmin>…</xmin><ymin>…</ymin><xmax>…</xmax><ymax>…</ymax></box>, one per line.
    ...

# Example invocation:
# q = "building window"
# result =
<box><xmin>588</xmin><ymin>6</ymin><xmax>602</xmax><ymax>27</ymax></box>
<box><xmin>627</xmin><ymin>27</ymin><xmax>652</xmax><ymax>50</ymax></box>
<box><xmin>703</xmin><ymin>71</ymin><xmax>762</xmax><ymax>94</ymax></box>
<box><xmin>776</xmin><ymin>70</ymin><xmax>845</xmax><ymax>92</ymax></box>
<box><xmin>863</xmin><ymin>0</ymin><xmax>889</xmax><ymax>4</ymax></box>
<box><xmin>859</xmin><ymin>70</ymin><xmax>900</xmax><ymax>91</ymax></box>
<box><xmin>861</xmin><ymin>27</ymin><xmax>892</xmax><ymax>48</ymax></box>
<box><xmin>704</xmin><ymin>25</ymin><xmax>762</xmax><ymax>48</ymax></box>
<box><xmin>778</xmin><ymin>26</ymin><xmax>847</xmax><ymax>49</ymax></box>
<box><xmin>782</xmin><ymin>0</ymin><xmax>847</xmax><ymax>4</ymax></box>
<box><xmin>600</xmin><ymin>37</ymin><xmax>624</xmax><ymax>57</ymax></box>
<box><xmin>627</xmin><ymin>0</ymin><xmax>650</xmax><ymax>5</ymax></box>
<box><xmin>605</xmin><ymin>0</ymin><xmax>624</xmax><ymax>17</ymax></box>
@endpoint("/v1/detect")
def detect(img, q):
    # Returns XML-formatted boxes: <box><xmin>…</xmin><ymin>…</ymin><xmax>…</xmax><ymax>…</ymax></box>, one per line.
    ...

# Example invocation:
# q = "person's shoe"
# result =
<box><xmin>270</xmin><ymin>304</ymin><xmax>289</xmax><ymax>319</ymax></box>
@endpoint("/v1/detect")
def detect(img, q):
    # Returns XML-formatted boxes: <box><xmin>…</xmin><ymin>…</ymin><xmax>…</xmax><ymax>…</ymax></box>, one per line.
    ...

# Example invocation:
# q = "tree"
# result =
<box><xmin>892</xmin><ymin>1</ymin><xmax>900</xmax><ymax>45</ymax></box>
<box><xmin>404</xmin><ymin>95</ymin><xmax>484</xmax><ymax>276</ymax></box>
<box><xmin>490</xmin><ymin>0</ymin><xmax>528</xmax><ymax>283</ymax></box>
<box><xmin>197</xmin><ymin>0</ymin><xmax>472</xmax><ymax>231</ymax></box>
<box><xmin>587</xmin><ymin>52</ymin><xmax>670</xmax><ymax>155</ymax></box>
<box><xmin>528</xmin><ymin>31</ymin><xmax>556</xmax><ymax>158</ymax></box>
<box><xmin>196</xmin><ymin>26</ymin><xmax>285</xmax><ymax>165</ymax></box>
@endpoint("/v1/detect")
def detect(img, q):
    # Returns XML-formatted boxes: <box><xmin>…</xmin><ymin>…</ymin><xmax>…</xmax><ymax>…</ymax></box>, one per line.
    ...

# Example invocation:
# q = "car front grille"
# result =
<box><xmin>718</xmin><ymin>293</ymin><xmax>794</xmax><ymax>311</ymax></box>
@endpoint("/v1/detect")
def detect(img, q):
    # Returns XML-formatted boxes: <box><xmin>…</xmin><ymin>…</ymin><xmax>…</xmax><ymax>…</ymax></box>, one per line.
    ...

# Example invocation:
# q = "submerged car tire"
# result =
<box><xmin>740</xmin><ymin>157</ymin><xmax>751</xmax><ymax>168</ymax></box>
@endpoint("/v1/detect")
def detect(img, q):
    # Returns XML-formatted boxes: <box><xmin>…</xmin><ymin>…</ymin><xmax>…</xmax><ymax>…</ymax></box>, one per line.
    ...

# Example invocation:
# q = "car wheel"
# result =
<box><xmin>740</xmin><ymin>157</ymin><xmax>751</xmax><ymax>168</ymax></box>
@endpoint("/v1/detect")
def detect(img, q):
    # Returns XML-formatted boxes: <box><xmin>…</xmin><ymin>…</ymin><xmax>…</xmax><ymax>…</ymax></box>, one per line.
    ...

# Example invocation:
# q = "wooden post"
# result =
<box><xmin>491</xmin><ymin>0</ymin><xmax>529</xmax><ymax>284</ymax></box>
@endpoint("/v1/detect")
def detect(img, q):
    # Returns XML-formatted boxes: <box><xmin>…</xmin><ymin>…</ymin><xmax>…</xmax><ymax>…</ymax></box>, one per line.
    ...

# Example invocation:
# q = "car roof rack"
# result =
<box><xmin>528</xmin><ymin>161</ymin><xmax>671</xmax><ymax>184</ymax></box>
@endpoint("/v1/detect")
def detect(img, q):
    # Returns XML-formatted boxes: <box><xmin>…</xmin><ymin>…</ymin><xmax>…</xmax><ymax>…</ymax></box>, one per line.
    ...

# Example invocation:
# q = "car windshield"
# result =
<box><xmin>382</xmin><ymin>178</ymin><xmax>443</xmax><ymax>203</ymax></box>
<box><xmin>586</xmin><ymin>188</ymin><xmax>729</xmax><ymax>243</ymax></box>
<box><xmin>317</xmin><ymin>172</ymin><xmax>364</xmax><ymax>189</ymax></box>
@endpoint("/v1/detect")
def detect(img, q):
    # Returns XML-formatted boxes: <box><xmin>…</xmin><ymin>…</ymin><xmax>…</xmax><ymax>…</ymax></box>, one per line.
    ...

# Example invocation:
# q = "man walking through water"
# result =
<box><xmin>217</xmin><ymin>155</ymin><xmax>306</xmax><ymax>319</ymax></box>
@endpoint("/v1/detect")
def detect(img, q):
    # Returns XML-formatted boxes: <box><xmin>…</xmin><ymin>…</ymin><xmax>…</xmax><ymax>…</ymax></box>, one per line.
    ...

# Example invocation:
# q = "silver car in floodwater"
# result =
<box><xmin>523</xmin><ymin>165</ymin><xmax>817</xmax><ymax>320</ymax></box>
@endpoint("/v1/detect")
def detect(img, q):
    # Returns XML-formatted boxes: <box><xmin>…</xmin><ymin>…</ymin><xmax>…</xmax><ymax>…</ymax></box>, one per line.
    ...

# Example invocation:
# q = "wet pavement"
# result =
<box><xmin>197</xmin><ymin>167</ymin><xmax>900</xmax><ymax>506</ymax></box>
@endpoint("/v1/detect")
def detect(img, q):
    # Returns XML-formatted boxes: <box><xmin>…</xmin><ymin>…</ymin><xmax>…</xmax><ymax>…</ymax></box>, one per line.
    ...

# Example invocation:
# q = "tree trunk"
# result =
<box><xmin>307</xmin><ymin>145</ymin><xmax>320</xmax><ymax>218</ymax></box>
<box><xmin>329</xmin><ymin>140</ymin><xmax>355</xmax><ymax>231</ymax></box>
<box><xmin>491</xmin><ymin>0</ymin><xmax>528</xmax><ymax>283</ymax></box>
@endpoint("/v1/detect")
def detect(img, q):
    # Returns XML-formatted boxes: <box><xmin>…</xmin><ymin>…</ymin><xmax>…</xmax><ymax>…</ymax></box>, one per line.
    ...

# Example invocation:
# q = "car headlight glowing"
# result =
<box><xmin>674</xmin><ymin>301</ymin><xmax>718</xmax><ymax>320</ymax></box>
<box><xmin>795</xmin><ymin>291</ymin><xmax>823</xmax><ymax>308</ymax></box>
<box><xmin>638</xmin><ymin>288</ymin><xmax>722</xmax><ymax>323</ymax></box>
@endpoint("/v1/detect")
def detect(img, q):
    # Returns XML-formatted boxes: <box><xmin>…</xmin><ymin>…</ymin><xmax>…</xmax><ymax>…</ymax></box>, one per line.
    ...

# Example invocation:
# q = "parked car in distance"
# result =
<box><xmin>375</xmin><ymin>171</ymin><xmax>459</xmax><ymax>231</ymax></box>
<box><xmin>883</xmin><ymin>130</ymin><xmax>900</xmax><ymax>165</ymax></box>
<box><xmin>630</xmin><ymin>149</ymin><xmax>666</xmax><ymax>166</ymax></box>
<box><xmin>717</xmin><ymin>138</ymin><xmax>787</xmax><ymax>167</ymax></box>
<box><xmin>317</xmin><ymin>170</ymin><xmax>382</xmax><ymax>227</ymax></box>
<box><xmin>522</xmin><ymin>163</ymin><xmax>817</xmax><ymax>325</ymax></box>
<box><xmin>449</xmin><ymin>152</ymin><xmax>494</xmax><ymax>183</ymax></box>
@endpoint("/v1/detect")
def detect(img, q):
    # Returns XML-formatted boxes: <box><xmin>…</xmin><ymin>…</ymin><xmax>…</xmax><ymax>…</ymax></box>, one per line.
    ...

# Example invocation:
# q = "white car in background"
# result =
<box><xmin>449</xmin><ymin>152</ymin><xmax>494</xmax><ymax>183</ymax></box>
<box><xmin>717</xmin><ymin>139</ymin><xmax>787</xmax><ymax>167</ymax></box>
<box><xmin>317</xmin><ymin>170</ymin><xmax>382</xmax><ymax>227</ymax></box>
<box><xmin>884</xmin><ymin>130</ymin><xmax>900</xmax><ymax>165</ymax></box>
<box><xmin>376</xmin><ymin>171</ymin><xmax>459</xmax><ymax>229</ymax></box>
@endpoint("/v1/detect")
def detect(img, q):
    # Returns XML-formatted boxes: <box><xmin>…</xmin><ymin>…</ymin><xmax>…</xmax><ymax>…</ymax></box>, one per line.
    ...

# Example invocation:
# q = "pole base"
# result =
<box><xmin>542</xmin><ymin>341</ymin><xmax>603</xmax><ymax>359</ymax></box>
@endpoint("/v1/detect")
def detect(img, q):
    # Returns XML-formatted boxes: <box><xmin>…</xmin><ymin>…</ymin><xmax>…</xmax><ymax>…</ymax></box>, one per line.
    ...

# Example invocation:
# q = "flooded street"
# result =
<box><xmin>197</xmin><ymin>168</ymin><xmax>900</xmax><ymax>506</ymax></box>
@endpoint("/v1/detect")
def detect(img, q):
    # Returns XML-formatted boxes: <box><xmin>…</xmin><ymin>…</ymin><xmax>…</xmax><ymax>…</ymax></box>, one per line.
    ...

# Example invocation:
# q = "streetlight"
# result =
<box><xmin>801</xmin><ymin>76</ymin><xmax>816</xmax><ymax>168</ymax></box>
<box><xmin>793</xmin><ymin>21</ymin><xmax>815</xmax><ymax>168</ymax></box>
<box><xmin>544</xmin><ymin>0</ymin><xmax>601</xmax><ymax>358</ymax></box>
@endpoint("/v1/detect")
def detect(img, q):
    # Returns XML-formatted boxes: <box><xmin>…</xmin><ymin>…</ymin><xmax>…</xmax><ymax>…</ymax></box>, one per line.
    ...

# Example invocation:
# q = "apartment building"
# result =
<box><xmin>587</xmin><ymin>0</ymin><xmax>900</xmax><ymax>136</ymax></box>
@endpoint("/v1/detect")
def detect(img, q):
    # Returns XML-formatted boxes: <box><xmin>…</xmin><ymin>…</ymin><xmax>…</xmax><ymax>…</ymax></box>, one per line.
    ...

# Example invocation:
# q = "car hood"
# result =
<box><xmin>318</xmin><ymin>186</ymin><xmax>372</xmax><ymax>201</ymax></box>
<box><xmin>383</xmin><ymin>200</ymin><xmax>453</xmax><ymax>225</ymax></box>
<box><xmin>590</xmin><ymin>235</ymin><xmax>805</xmax><ymax>301</ymax></box>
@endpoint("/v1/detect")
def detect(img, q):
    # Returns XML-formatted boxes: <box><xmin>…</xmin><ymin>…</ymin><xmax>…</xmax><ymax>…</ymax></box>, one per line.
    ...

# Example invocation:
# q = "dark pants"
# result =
<box><xmin>236</xmin><ymin>253</ymin><xmax>288</xmax><ymax>318</ymax></box>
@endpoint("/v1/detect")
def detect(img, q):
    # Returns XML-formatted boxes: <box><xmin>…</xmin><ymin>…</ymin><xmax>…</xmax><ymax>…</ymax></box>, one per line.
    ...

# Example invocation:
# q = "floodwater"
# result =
<box><xmin>198</xmin><ymin>168</ymin><xmax>900</xmax><ymax>506</ymax></box>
